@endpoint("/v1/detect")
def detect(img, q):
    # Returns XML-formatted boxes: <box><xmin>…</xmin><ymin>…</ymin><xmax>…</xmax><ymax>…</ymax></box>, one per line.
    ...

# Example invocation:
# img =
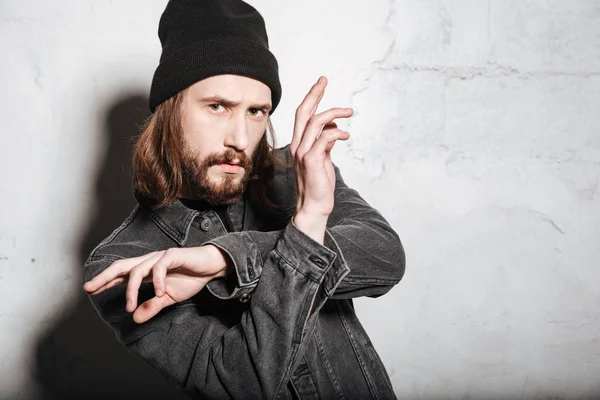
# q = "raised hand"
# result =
<box><xmin>291</xmin><ymin>77</ymin><xmax>354</xmax><ymax>243</ymax></box>
<box><xmin>83</xmin><ymin>245</ymin><xmax>229</xmax><ymax>323</ymax></box>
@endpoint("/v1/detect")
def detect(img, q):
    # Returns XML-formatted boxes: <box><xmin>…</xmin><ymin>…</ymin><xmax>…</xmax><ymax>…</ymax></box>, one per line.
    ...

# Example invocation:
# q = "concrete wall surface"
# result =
<box><xmin>1</xmin><ymin>0</ymin><xmax>599</xmax><ymax>399</ymax></box>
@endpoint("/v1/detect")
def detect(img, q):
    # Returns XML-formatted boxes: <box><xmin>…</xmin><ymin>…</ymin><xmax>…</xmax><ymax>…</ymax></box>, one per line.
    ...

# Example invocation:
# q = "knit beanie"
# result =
<box><xmin>148</xmin><ymin>0</ymin><xmax>282</xmax><ymax>114</ymax></box>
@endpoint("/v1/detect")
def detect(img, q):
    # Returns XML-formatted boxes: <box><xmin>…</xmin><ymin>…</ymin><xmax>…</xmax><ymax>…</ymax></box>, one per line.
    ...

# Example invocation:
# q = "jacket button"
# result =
<box><xmin>239</xmin><ymin>293</ymin><xmax>251</xmax><ymax>303</ymax></box>
<box><xmin>200</xmin><ymin>218</ymin><xmax>212</xmax><ymax>231</ymax></box>
<box><xmin>309</xmin><ymin>255</ymin><xmax>326</xmax><ymax>267</ymax></box>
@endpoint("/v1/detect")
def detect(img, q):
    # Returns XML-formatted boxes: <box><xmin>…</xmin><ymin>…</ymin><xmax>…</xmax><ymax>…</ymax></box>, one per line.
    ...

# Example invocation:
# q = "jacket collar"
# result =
<box><xmin>134</xmin><ymin>189</ymin><xmax>203</xmax><ymax>246</ymax></box>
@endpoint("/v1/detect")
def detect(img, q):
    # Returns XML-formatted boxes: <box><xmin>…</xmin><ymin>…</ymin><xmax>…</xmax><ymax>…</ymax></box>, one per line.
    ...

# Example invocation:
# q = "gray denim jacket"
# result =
<box><xmin>84</xmin><ymin>145</ymin><xmax>406</xmax><ymax>399</ymax></box>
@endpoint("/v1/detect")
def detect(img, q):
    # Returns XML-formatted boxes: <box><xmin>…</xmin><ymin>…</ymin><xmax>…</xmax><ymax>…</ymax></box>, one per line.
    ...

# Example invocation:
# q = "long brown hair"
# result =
<box><xmin>132</xmin><ymin>91</ymin><xmax>287</xmax><ymax>213</ymax></box>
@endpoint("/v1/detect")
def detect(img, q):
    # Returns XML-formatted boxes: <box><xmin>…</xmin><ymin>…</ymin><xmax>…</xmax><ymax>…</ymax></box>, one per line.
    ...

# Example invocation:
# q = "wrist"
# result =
<box><xmin>205</xmin><ymin>245</ymin><xmax>231</xmax><ymax>279</ymax></box>
<box><xmin>293</xmin><ymin>210</ymin><xmax>328</xmax><ymax>245</ymax></box>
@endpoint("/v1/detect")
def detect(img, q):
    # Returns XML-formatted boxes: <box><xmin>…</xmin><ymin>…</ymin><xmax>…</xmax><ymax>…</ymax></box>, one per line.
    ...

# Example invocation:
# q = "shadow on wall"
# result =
<box><xmin>33</xmin><ymin>95</ymin><xmax>190</xmax><ymax>399</ymax></box>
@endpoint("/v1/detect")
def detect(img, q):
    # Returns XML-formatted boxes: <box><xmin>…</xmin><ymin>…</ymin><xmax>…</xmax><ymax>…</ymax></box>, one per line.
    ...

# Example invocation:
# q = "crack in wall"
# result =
<box><xmin>344</xmin><ymin>0</ymin><xmax>599</xmax><ymax>178</ymax></box>
<box><xmin>531</xmin><ymin>210</ymin><xmax>566</xmax><ymax>234</ymax></box>
<box><xmin>440</xmin><ymin>4</ymin><xmax>453</xmax><ymax>47</ymax></box>
<box><xmin>348</xmin><ymin>0</ymin><xmax>398</xmax><ymax>129</ymax></box>
<box><xmin>347</xmin><ymin>0</ymin><xmax>398</xmax><ymax>170</ymax></box>
<box><xmin>374</xmin><ymin>62</ymin><xmax>600</xmax><ymax>80</ymax></box>
<box><xmin>0</xmin><ymin>17</ymin><xmax>39</xmax><ymax>25</ymax></box>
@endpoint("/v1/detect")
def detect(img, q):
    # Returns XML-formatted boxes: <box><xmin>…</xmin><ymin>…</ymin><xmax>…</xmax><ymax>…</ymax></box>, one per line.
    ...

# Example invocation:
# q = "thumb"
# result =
<box><xmin>133</xmin><ymin>294</ymin><xmax>175</xmax><ymax>324</ymax></box>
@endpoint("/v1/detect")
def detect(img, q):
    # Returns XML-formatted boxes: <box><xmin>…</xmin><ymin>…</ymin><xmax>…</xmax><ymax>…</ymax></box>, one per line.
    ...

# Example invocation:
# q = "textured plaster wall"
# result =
<box><xmin>1</xmin><ymin>0</ymin><xmax>599</xmax><ymax>399</ymax></box>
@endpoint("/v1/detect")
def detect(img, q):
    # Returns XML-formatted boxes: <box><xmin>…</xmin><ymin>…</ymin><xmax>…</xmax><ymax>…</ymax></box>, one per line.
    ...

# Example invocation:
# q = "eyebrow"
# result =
<box><xmin>199</xmin><ymin>96</ymin><xmax>272</xmax><ymax>111</ymax></box>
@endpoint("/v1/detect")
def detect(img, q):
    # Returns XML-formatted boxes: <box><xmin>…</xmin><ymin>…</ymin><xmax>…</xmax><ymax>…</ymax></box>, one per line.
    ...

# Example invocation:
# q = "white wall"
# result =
<box><xmin>1</xmin><ymin>0</ymin><xmax>599</xmax><ymax>399</ymax></box>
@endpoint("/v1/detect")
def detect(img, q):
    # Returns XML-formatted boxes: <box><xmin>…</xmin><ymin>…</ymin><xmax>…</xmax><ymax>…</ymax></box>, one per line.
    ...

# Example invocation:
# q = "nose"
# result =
<box><xmin>224</xmin><ymin>115</ymin><xmax>249</xmax><ymax>151</ymax></box>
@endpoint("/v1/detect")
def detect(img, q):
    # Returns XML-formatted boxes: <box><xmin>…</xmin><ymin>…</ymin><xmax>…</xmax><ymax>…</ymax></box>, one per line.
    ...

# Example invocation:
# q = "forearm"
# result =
<box><xmin>208</xmin><ymin>227</ymin><xmax>402</xmax><ymax>301</ymax></box>
<box><xmin>323</xmin><ymin>208</ymin><xmax>405</xmax><ymax>298</ymax></box>
<box><xmin>206</xmin><ymin>167</ymin><xmax>405</xmax><ymax>301</ymax></box>
<box><xmin>84</xmin><ymin>220</ymin><xmax>348</xmax><ymax>399</ymax></box>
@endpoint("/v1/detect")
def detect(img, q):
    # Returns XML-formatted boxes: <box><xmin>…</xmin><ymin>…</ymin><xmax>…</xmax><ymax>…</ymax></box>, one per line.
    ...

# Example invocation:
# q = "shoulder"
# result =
<box><xmin>84</xmin><ymin>204</ymin><xmax>174</xmax><ymax>265</ymax></box>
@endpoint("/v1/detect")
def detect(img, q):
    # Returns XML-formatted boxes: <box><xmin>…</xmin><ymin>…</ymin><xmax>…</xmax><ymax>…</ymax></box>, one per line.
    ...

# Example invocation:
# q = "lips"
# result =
<box><xmin>217</xmin><ymin>163</ymin><xmax>244</xmax><ymax>173</ymax></box>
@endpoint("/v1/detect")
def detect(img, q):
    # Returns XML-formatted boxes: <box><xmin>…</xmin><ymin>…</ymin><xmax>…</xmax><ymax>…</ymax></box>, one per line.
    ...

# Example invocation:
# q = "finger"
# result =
<box><xmin>307</xmin><ymin>128</ymin><xmax>351</xmax><ymax>160</ymax></box>
<box><xmin>150</xmin><ymin>248</ymin><xmax>186</xmax><ymax>296</ymax></box>
<box><xmin>133</xmin><ymin>294</ymin><xmax>176</xmax><ymax>324</ymax></box>
<box><xmin>291</xmin><ymin>76</ymin><xmax>327</xmax><ymax>155</ymax></box>
<box><xmin>89</xmin><ymin>262</ymin><xmax>166</xmax><ymax>294</ymax></box>
<box><xmin>308</xmin><ymin>78</ymin><xmax>327</xmax><ymax>117</ymax></box>
<box><xmin>83</xmin><ymin>252</ymin><xmax>156</xmax><ymax>293</ymax></box>
<box><xmin>89</xmin><ymin>276</ymin><xmax>128</xmax><ymax>296</ymax></box>
<box><xmin>316</xmin><ymin>122</ymin><xmax>340</xmax><ymax>152</ymax></box>
<box><xmin>296</xmin><ymin>108</ymin><xmax>353</xmax><ymax>158</ymax></box>
<box><xmin>293</xmin><ymin>121</ymin><xmax>338</xmax><ymax>208</ymax></box>
<box><xmin>152</xmin><ymin>258</ymin><xmax>169</xmax><ymax>297</ymax></box>
<box><xmin>126</xmin><ymin>252</ymin><xmax>163</xmax><ymax>312</ymax></box>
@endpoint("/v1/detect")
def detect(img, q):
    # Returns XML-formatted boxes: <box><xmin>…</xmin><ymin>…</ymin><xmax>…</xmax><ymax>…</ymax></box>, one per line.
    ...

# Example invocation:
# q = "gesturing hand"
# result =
<box><xmin>291</xmin><ymin>77</ymin><xmax>354</xmax><ymax>242</ymax></box>
<box><xmin>83</xmin><ymin>245</ymin><xmax>229</xmax><ymax>324</ymax></box>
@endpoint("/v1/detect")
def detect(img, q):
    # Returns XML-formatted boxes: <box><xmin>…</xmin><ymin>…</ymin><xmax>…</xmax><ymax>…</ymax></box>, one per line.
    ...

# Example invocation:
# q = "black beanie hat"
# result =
<box><xmin>148</xmin><ymin>0</ymin><xmax>282</xmax><ymax>114</ymax></box>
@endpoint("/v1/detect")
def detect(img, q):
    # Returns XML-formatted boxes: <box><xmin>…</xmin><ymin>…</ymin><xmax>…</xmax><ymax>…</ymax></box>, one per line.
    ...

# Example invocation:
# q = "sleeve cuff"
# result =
<box><xmin>204</xmin><ymin>221</ymin><xmax>350</xmax><ymax>301</ymax></box>
<box><xmin>204</xmin><ymin>233</ymin><xmax>262</xmax><ymax>302</ymax></box>
<box><xmin>276</xmin><ymin>220</ymin><xmax>350</xmax><ymax>290</ymax></box>
<box><xmin>323</xmin><ymin>229</ymin><xmax>350</xmax><ymax>296</ymax></box>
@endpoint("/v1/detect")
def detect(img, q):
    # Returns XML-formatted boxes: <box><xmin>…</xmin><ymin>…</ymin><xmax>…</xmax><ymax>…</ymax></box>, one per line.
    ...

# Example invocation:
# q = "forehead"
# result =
<box><xmin>187</xmin><ymin>74</ymin><xmax>271</xmax><ymax>103</ymax></box>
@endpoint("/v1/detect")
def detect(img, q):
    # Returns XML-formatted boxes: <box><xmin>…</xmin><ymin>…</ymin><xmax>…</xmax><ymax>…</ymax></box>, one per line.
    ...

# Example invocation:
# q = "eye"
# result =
<box><xmin>209</xmin><ymin>104</ymin><xmax>225</xmax><ymax>113</ymax></box>
<box><xmin>248</xmin><ymin>108</ymin><xmax>266</xmax><ymax>119</ymax></box>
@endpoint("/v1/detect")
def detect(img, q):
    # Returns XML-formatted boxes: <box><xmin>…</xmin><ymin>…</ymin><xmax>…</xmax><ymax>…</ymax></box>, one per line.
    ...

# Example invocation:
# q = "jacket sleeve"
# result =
<box><xmin>205</xmin><ymin>161</ymin><xmax>405</xmax><ymax>302</ymax></box>
<box><xmin>84</xmin><ymin>220</ymin><xmax>349</xmax><ymax>399</ymax></box>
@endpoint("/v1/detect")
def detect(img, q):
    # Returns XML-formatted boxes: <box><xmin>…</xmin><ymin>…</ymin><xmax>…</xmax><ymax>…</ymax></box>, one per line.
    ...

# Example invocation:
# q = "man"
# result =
<box><xmin>83</xmin><ymin>0</ymin><xmax>405</xmax><ymax>398</ymax></box>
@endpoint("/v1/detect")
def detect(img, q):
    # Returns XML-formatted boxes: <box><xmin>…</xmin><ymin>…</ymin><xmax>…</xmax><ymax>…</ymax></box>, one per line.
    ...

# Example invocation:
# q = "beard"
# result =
<box><xmin>181</xmin><ymin>144</ymin><xmax>254</xmax><ymax>206</ymax></box>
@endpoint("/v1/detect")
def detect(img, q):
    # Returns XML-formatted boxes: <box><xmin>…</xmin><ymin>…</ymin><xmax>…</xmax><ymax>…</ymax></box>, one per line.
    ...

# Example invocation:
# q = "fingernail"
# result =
<box><xmin>156</xmin><ymin>289</ymin><xmax>163</xmax><ymax>296</ymax></box>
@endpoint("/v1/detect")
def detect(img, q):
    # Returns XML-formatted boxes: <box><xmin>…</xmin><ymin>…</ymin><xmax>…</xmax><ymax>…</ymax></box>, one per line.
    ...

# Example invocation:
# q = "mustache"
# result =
<box><xmin>204</xmin><ymin>148</ymin><xmax>252</xmax><ymax>169</ymax></box>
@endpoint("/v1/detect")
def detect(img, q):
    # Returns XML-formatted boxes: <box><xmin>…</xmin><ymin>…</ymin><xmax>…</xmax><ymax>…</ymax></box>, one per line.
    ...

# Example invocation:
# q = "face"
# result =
<box><xmin>179</xmin><ymin>74</ymin><xmax>272</xmax><ymax>205</ymax></box>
